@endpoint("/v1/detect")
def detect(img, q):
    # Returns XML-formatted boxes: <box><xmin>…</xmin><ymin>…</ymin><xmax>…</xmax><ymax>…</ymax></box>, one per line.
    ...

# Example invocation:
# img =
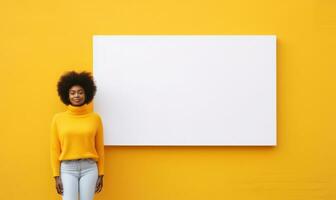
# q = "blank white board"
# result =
<box><xmin>93</xmin><ymin>35</ymin><xmax>276</xmax><ymax>146</ymax></box>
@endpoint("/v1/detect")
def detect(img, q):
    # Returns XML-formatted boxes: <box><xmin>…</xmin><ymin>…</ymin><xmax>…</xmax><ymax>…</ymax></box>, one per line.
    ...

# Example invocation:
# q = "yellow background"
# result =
<box><xmin>1</xmin><ymin>0</ymin><xmax>336</xmax><ymax>199</ymax></box>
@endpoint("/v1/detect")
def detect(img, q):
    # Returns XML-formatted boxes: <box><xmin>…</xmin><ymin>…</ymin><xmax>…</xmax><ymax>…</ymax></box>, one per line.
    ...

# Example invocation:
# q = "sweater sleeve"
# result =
<box><xmin>50</xmin><ymin>114</ymin><xmax>61</xmax><ymax>177</ymax></box>
<box><xmin>95</xmin><ymin>114</ymin><xmax>105</xmax><ymax>176</ymax></box>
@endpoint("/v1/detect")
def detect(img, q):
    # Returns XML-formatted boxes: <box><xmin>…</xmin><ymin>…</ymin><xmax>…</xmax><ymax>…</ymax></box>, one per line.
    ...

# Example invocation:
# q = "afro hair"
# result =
<box><xmin>57</xmin><ymin>70</ymin><xmax>97</xmax><ymax>105</ymax></box>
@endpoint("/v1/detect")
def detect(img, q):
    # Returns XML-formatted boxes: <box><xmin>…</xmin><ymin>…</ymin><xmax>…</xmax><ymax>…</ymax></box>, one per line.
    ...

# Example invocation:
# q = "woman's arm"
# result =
<box><xmin>95</xmin><ymin>114</ymin><xmax>105</xmax><ymax>176</ymax></box>
<box><xmin>50</xmin><ymin>114</ymin><xmax>61</xmax><ymax>177</ymax></box>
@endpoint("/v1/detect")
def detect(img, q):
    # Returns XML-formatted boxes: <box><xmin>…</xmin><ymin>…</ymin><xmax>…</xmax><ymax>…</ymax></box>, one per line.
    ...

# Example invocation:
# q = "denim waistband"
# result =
<box><xmin>61</xmin><ymin>158</ymin><xmax>95</xmax><ymax>162</ymax></box>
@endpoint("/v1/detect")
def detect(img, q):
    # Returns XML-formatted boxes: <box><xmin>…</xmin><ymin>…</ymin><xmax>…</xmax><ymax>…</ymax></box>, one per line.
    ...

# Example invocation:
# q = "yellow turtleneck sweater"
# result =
<box><xmin>50</xmin><ymin>103</ymin><xmax>105</xmax><ymax>177</ymax></box>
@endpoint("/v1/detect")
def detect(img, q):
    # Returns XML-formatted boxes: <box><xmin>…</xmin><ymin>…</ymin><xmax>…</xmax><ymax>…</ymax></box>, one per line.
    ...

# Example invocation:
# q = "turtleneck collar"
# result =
<box><xmin>66</xmin><ymin>103</ymin><xmax>90</xmax><ymax>115</ymax></box>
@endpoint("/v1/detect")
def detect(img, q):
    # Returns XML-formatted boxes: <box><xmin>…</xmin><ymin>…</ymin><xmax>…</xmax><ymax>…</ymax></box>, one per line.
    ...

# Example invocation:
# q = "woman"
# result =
<box><xmin>50</xmin><ymin>70</ymin><xmax>104</xmax><ymax>200</ymax></box>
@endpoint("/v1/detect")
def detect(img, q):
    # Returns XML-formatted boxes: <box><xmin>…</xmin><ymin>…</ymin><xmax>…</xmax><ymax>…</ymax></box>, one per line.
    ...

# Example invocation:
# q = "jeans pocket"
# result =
<box><xmin>61</xmin><ymin>160</ymin><xmax>73</xmax><ymax>164</ymax></box>
<box><xmin>87</xmin><ymin>159</ymin><xmax>96</xmax><ymax>164</ymax></box>
<box><xmin>60</xmin><ymin>160</ymin><xmax>75</xmax><ymax>171</ymax></box>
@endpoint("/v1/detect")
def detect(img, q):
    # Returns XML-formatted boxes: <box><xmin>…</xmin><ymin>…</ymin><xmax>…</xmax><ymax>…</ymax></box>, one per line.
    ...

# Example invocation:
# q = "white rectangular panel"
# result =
<box><xmin>93</xmin><ymin>35</ymin><xmax>276</xmax><ymax>146</ymax></box>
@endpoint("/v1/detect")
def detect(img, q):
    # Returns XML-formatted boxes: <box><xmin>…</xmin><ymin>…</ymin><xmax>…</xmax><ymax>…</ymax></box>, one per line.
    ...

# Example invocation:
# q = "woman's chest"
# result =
<box><xmin>58</xmin><ymin>116</ymin><xmax>98</xmax><ymax>138</ymax></box>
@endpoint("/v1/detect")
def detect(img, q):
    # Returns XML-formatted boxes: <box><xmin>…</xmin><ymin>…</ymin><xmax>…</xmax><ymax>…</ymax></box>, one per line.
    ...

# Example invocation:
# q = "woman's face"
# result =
<box><xmin>69</xmin><ymin>85</ymin><xmax>86</xmax><ymax>106</ymax></box>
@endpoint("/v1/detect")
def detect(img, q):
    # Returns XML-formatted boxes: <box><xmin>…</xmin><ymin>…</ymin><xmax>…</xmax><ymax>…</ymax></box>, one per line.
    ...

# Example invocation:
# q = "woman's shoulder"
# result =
<box><xmin>92</xmin><ymin>112</ymin><xmax>102</xmax><ymax>119</ymax></box>
<box><xmin>92</xmin><ymin>112</ymin><xmax>104</xmax><ymax>124</ymax></box>
<box><xmin>51</xmin><ymin>112</ymin><xmax>62</xmax><ymax>124</ymax></box>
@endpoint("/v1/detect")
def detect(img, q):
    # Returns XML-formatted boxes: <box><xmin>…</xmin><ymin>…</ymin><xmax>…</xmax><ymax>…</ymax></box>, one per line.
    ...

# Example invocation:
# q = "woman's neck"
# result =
<box><xmin>66</xmin><ymin>103</ymin><xmax>90</xmax><ymax>115</ymax></box>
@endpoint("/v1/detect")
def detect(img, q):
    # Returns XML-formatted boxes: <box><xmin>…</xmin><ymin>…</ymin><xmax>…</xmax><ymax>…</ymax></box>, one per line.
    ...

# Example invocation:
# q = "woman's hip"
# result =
<box><xmin>61</xmin><ymin>158</ymin><xmax>97</xmax><ymax>174</ymax></box>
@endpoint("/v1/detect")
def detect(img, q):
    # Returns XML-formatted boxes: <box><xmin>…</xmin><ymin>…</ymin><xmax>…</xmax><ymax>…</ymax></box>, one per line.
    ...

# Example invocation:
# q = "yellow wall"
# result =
<box><xmin>1</xmin><ymin>0</ymin><xmax>335</xmax><ymax>199</ymax></box>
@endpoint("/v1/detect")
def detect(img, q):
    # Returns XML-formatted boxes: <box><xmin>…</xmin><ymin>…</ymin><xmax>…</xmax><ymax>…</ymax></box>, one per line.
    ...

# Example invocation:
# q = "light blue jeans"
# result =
<box><xmin>60</xmin><ymin>158</ymin><xmax>98</xmax><ymax>200</ymax></box>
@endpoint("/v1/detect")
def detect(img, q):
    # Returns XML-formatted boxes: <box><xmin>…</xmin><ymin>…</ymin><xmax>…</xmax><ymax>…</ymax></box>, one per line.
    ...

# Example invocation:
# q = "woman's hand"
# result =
<box><xmin>95</xmin><ymin>175</ymin><xmax>104</xmax><ymax>193</ymax></box>
<box><xmin>55</xmin><ymin>176</ymin><xmax>63</xmax><ymax>195</ymax></box>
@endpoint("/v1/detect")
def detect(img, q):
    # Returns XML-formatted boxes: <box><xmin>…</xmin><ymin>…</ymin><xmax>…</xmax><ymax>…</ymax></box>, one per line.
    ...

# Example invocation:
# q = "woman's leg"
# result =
<box><xmin>79</xmin><ymin>159</ymin><xmax>98</xmax><ymax>200</ymax></box>
<box><xmin>60</xmin><ymin>161</ymin><xmax>80</xmax><ymax>200</ymax></box>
